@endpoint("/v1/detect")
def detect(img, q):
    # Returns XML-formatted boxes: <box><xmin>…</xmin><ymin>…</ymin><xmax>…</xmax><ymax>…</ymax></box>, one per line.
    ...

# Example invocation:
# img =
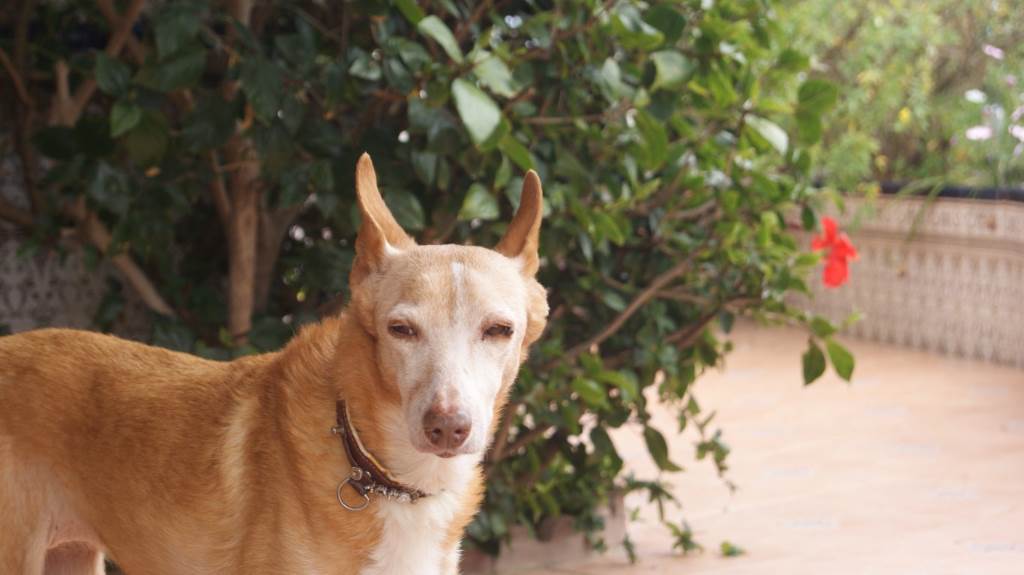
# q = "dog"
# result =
<box><xmin>0</xmin><ymin>154</ymin><xmax>549</xmax><ymax>575</ymax></box>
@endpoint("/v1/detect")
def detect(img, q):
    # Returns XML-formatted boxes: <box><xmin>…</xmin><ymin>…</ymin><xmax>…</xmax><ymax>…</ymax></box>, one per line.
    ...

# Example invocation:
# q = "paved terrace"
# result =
<box><xmin>506</xmin><ymin>323</ymin><xmax>1024</xmax><ymax>574</ymax></box>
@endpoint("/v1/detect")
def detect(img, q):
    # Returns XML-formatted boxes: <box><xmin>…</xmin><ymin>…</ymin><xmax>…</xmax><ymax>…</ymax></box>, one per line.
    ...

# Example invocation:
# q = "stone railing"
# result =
<box><xmin>798</xmin><ymin>191</ymin><xmax>1024</xmax><ymax>368</ymax></box>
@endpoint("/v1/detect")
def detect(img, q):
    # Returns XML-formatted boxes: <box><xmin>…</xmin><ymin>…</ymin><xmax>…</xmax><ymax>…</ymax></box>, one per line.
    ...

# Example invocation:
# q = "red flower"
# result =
<box><xmin>811</xmin><ymin>217</ymin><xmax>858</xmax><ymax>288</ymax></box>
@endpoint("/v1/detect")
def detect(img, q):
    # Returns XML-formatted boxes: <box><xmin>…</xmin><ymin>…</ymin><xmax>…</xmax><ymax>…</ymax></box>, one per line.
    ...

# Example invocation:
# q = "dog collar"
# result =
<box><xmin>331</xmin><ymin>400</ymin><xmax>428</xmax><ymax>511</ymax></box>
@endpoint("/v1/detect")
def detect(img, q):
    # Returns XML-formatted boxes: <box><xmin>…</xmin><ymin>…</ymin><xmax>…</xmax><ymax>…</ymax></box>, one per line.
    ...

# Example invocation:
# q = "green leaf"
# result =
<box><xmin>798</xmin><ymin>79</ymin><xmax>839</xmax><ymax>115</ymax></box>
<box><xmin>34</xmin><ymin>126</ymin><xmax>76</xmax><ymax>160</ymax></box>
<box><xmin>643</xmin><ymin>426</ymin><xmax>682</xmax><ymax>472</ymax></box>
<box><xmin>417</xmin><ymin>16</ymin><xmax>463</xmax><ymax>64</ymax></box>
<box><xmin>720</xmin><ymin>541</ymin><xmax>745</xmax><ymax>557</ymax></box>
<box><xmin>777</xmin><ymin>48</ymin><xmax>809</xmax><ymax>72</ymax></box>
<box><xmin>598</xmin><ymin>370</ymin><xmax>639</xmax><ymax>404</ymax></box>
<box><xmin>612</xmin><ymin>5</ymin><xmax>664</xmax><ymax>50</ymax></box>
<box><xmin>593</xmin><ymin>212</ymin><xmax>626</xmax><ymax>245</ymax></box>
<box><xmin>796</xmin><ymin>110</ymin><xmax>823</xmax><ymax>144</ymax></box>
<box><xmin>88</xmin><ymin>161</ymin><xmax>131</xmax><ymax>215</ymax></box>
<box><xmin>95</xmin><ymin>53</ymin><xmax>131</xmax><ymax>96</ymax></box>
<box><xmin>139</xmin><ymin>44</ymin><xmax>206</xmax><ymax>92</ymax></box>
<box><xmin>474</xmin><ymin>51</ymin><xmax>517</xmax><ymax>98</ymax></box>
<box><xmin>801</xmin><ymin>205</ymin><xmax>817</xmax><ymax>230</ymax></box>
<box><xmin>572</xmin><ymin>377</ymin><xmax>608</xmax><ymax>409</ymax></box>
<box><xmin>650</xmin><ymin>50</ymin><xmax>693</xmax><ymax>91</ymax></box>
<box><xmin>644</xmin><ymin>5</ymin><xmax>686</xmax><ymax>45</ymax></box>
<box><xmin>745</xmin><ymin>115</ymin><xmax>789</xmax><ymax>154</ymax></box>
<box><xmin>181</xmin><ymin>93</ymin><xmax>235</xmax><ymax>151</ymax></box>
<box><xmin>809</xmin><ymin>316</ymin><xmax>836</xmax><ymax>339</ymax></box>
<box><xmin>309</xmin><ymin>159</ymin><xmax>334</xmax><ymax>193</ymax></box>
<box><xmin>599</xmin><ymin>58</ymin><xmax>632</xmax><ymax>101</ymax></box>
<box><xmin>122</xmin><ymin>111</ymin><xmax>169</xmax><ymax>167</ymax></box>
<box><xmin>154</xmin><ymin>2</ymin><xmax>204</xmax><ymax>58</ymax></box>
<box><xmin>802</xmin><ymin>340</ymin><xmax>826</xmax><ymax>385</ymax></box>
<box><xmin>826</xmin><ymin>339</ymin><xmax>855</xmax><ymax>381</ymax></box>
<box><xmin>601</xmin><ymin>291</ymin><xmax>626</xmax><ymax>312</ymax></box>
<box><xmin>395</xmin><ymin>0</ymin><xmax>426</xmax><ymax>24</ymax></box>
<box><xmin>411</xmin><ymin>151</ymin><xmax>438</xmax><ymax>186</ymax></box>
<box><xmin>635</xmin><ymin>110</ymin><xmax>668</xmax><ymax>170</ymax></box>
<box><xmin>383</xmin><ymin>189</ymin><xmax>425</xmax><ymax>231</ymax></box>
<box><xmin>452</xmin><ymin>78</ymin><xmax>502</xmax><ymax>146</ymax></box>
<box><xmin>499</xmin><ymin>134</ymin><xmax>533</xmax><ymax>170</ymax></box>
<box><xmin>348</xmin><ymin>49</ymin><xmax>381</xmax><ymax>81</ymax></box>
<box><xmin>458</xmin><ymin>183</ymin><xmax>499</xmax><ymax>221</ymax></box>
<box><xmin>109</xmin><ymin>101</ymin><xmax>142</xmax><ymax>138</ymax></box>
<box><xmin>240</xmin><ymin>57</ymin><xmax>285</xmax><ymax>123</ymax></box>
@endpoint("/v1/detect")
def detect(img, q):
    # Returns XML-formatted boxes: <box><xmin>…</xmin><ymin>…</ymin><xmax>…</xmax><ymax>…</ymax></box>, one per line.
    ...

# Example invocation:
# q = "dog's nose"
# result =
<box><xmin>422</xmin><ymin>407</ymin><xmax>472</xmax><ymax>450</ymax></box>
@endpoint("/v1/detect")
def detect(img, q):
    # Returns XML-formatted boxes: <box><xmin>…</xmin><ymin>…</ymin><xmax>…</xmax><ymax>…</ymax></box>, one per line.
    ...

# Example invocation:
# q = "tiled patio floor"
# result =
<box><xmin>510</xmin><ymin>323</ymin><xmax>1024</xmax><ymax>574</ymax></box>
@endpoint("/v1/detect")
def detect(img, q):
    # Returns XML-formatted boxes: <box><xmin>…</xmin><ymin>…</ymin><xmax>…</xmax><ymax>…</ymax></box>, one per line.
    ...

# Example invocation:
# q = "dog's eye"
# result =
<box><xmin>483</xmin><ymin>324</ymin><xmax>514</xmax><ymax>339</ymax></box>
<box><xmin>388</xmin><ymin>323</ymin><xmax>417</xmax><ymax>338</ymax></box>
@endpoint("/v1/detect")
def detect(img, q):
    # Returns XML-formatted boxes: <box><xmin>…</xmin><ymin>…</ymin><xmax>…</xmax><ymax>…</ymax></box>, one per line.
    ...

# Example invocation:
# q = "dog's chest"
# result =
<box><xmin>360</xmin><ymin>491</ymin><xmax>463</xmax><ymax>575</ymax></box>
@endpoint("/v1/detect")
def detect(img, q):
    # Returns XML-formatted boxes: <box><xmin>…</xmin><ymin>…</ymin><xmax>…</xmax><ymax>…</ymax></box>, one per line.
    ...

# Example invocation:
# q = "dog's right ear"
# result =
<box><xmin>351</xmin><ymin>153</ymin><xmax>414</xmax><ymax>285</ymax></box>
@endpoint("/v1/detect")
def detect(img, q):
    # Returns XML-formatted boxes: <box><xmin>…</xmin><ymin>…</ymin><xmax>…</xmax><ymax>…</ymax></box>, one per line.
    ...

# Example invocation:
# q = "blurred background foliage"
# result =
<box><xmin>0</xmin><ymin>0</ymin><xmax>856</xmax><ymax>559</ymax></box>
<box><xmin>782</xmin><ymin>0</ymin><xmax>1024</xmax><ymax>191</ymax></box>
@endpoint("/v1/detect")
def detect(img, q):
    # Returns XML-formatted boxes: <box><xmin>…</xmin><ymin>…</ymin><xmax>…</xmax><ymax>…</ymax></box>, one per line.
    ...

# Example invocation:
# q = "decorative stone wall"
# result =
<box><xmin>798</xmin><ymin>195</ymin><xmax>1024</xmax><ymax>368</ymax></box>
<box><xmin>0</xmin><ymin>157</ymin><xmax>149</xmax><ymax>338</ymax></box>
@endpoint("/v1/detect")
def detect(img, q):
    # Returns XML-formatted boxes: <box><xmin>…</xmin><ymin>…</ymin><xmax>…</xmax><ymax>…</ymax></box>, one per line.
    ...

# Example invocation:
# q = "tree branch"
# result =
<box><xmin>0</xmin><ymin>49</ymin><xmax>33</xmax><ymax>108</ymax></box>
<box><xmin>3</xmin><ymin>2</ymin><xmax>46</xmax><ymax>215</ymax></box>
<box><xmin>254</xmin><ymin>202</ymin><xmax>304</xmax><ymax>312</ymax></box>
<box><xmin>0</xmin><ymin>198</ymin><xmax>34</xmax><ymax>229</ymax></box>
<box><xmin>500</xmin><ymin>423</ymin><xmax>552</xmax><ymax>461</ymax></box>
<box><xmin>485</xmin><ymin>399</ymin><xmax>520</xmax><ymax>466</ymax></box>
<box><xmin>65</xmin><ymin>198</ymin><xmax>176</xmax><ymax>317</ymax></box>
<box><xmin>454</xmin><ymin>0</ymin><xmax>493</xmax><ymax>43</ymax></box>
<box><xmin>559</xmin><ymin>252</ymin><xmax>699</xmax><ymax>365</ymax></box>
<box><xmin>207</xmin><ymin>152</ymin><xmax>233</xmax><ymax>228</ymax></box>
<box><xmin>96</xmin><ymin>0</ymin><xmax>147</xmax><ymax>65</ymax></box>
<box><xmin>66</xmin><ymin>0</ymin><xmax>146</xmax><ymax>123</ymax></box>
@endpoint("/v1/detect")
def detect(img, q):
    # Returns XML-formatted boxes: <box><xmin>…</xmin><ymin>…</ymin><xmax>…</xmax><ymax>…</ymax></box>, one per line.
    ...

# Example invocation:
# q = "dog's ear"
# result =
<box><xmin>351</xmin><ymin>153</ymin><xmax>414</xmax><ymax>284</ymax></box>
<box><xmin>496</xmin><ymin>170</ymin><xmax>543</xmax><ymax>276</ymax></box>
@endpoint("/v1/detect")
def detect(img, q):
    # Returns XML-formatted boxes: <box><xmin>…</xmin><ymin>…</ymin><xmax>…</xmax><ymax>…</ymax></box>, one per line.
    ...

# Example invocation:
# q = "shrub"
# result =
<box><xmin>0</xmin><ymin>0</ymin><xmax>852</xmax><ymax>558</ymax></box>
<box><xmin>782</xmin><ymin>0</ymin><xmax>1024</xmax><ymax>189</ymax></box>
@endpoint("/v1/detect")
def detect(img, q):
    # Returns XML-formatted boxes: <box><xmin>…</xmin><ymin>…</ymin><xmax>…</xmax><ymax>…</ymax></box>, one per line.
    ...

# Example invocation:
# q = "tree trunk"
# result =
<box><xmin>254</xmin><ymin>203</ymin><xmax>303</xmax><ymax>313</ymax></box>
<box><xmin>225</xmin><ymin>136</ymin><xmax>260</xmax><ymax>343</ymax></box>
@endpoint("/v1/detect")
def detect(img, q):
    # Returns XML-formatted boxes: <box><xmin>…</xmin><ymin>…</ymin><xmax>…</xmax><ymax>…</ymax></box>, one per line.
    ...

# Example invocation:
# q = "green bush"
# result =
<box><xmin>1</xmin><ymin>0</ymin><xmax>853</xmax><ymax>558</ymax></box>
<box><xmin>783</xmin><ymin>0</ymin><xmax>1024</xmax><ymax>189</ymax></box>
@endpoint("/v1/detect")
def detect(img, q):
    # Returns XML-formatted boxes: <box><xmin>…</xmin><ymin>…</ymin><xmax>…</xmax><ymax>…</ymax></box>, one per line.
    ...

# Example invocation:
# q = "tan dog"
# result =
<box><xmin>0</xmin><ymin>154</ymin><xmax>549</xmax><ymax>575</ymax></box>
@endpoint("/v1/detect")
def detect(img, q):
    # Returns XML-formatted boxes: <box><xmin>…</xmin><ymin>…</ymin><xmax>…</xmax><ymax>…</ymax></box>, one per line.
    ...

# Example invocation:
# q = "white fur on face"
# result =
<box><xmin>373</xmin><ymin>247</ymin><xmax>527</xmax><ymax>458</ymax></box>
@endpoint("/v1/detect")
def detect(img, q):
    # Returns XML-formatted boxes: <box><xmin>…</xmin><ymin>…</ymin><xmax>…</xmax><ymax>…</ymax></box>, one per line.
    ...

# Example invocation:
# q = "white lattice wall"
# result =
<box><xmin>0</xmin><ymin>157</ymin><xmax>149</xmax><ymax>338</ymax></box>
<box><xmin>798</xmin><ymin>195</ymin><xmax>1024</xmax><ymax>368</ymax></box>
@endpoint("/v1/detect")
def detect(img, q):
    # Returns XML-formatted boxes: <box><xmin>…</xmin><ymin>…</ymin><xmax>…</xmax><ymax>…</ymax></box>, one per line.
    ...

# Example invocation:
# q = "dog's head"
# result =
<box><xmin>348</xmin><ymin>154</ymin><xmax>548</xmax><ymax>458</ymax></box>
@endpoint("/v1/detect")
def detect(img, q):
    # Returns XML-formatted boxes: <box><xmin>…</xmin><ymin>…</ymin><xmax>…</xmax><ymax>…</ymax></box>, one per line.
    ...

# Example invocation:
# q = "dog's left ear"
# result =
<box><xmin>496</xmin><ymin>171</ymin><xmax>543</xmax><ymax>276</ymax></box>
<box><xmin>351</xmin><ymin>153</ymin><xmax>415</xmax><ymax>285</ymax></box>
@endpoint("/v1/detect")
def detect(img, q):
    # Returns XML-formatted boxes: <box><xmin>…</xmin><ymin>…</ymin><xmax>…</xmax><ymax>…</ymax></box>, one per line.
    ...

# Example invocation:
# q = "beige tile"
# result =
<box><xmin>509</xmin><ymin>323</ymin><xmax>1024</xmax><ymax>575</ymax></box>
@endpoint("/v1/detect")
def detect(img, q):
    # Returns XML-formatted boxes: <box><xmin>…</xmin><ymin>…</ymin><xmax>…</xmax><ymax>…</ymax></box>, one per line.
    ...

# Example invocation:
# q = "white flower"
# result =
<box><xmin>965</xmin><ymin>125</ymin><xmax>993</xmax><ymax>141</ymax></box>
<box><xmin>1009</xmin><ymin>125</ymin><xmax>1024</xmax><ymax>143</ymax></box>
<box><xmin>964</xmin><ymin>89</ymin><xmax>987</xmax><ymax>104</ymax></box>
<box><xmin>983</xmin><ymin>44</ymin><xmax>1005</xmax><ymax>60</ymax></box>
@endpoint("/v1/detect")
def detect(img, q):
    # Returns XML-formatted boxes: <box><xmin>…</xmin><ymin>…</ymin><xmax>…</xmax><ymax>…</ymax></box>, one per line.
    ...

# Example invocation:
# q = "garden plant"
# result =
<box><xmin>0</xmin><ymin>0</ymin><xmax>855</xmax><ymax>560</ymax></box>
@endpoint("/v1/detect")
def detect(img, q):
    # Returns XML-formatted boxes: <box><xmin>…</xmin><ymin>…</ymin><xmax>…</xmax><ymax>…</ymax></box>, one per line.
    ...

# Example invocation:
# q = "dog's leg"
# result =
<box><xmin>0</xmin><ymin>441</ymin><xmax>48</xmax><ymax>575</ymax></box>
<box><xmin>43</xmin><ymin>544</ymin><xmax>105</xmax><ymax>575</ymax></box>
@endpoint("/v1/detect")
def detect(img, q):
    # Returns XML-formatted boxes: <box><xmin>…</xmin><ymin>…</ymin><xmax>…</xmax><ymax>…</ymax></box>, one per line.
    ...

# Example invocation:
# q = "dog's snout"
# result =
<box><xmin>422</xmin><ymin>406</ymin><xmax>472</xmax><ymax>451</ymax></box>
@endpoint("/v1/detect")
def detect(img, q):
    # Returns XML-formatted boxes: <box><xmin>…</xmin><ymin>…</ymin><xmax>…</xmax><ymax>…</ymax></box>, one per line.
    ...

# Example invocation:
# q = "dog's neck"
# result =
<box><xmin>276</xmin><ymin>313</ymin><xmax>479</xmax><ymax>498</ymax></box>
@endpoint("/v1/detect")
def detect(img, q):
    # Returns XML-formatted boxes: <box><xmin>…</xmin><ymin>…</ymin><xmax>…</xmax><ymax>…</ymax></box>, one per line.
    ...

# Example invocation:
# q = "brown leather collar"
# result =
<box><xmin>332</xmin><ymin>400</ymin><xmax>427</xmax><ymax>510</ymax></box>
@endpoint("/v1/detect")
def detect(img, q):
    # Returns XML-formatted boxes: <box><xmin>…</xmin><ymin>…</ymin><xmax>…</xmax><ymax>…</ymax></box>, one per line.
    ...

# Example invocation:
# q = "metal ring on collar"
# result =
<box><xmin>336</xmin><ymin>468</ymin><xmax>370</xmax><ymax>512</ymax></box>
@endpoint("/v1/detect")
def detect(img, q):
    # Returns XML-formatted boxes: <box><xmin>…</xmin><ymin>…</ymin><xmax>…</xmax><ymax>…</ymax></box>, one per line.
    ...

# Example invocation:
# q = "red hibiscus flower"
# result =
<box><xmin>811</xmin><ymin>217</ymin><xmax>858</xmax><ymax>288</ymax></box>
